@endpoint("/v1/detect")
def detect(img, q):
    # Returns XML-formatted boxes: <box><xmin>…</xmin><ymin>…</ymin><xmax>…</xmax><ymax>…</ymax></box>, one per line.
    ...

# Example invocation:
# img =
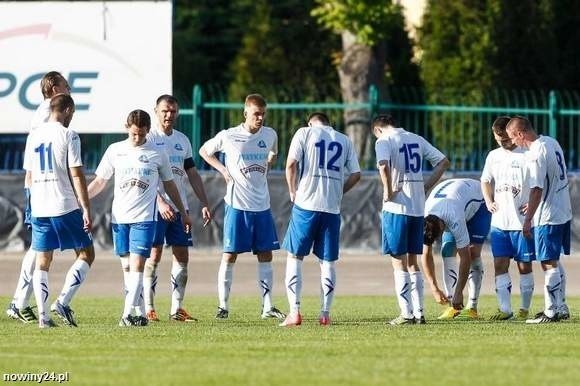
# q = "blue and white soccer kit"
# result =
<box><xmin>375</xmin><ymin>128</ymin><xmax>446</xmax><ymax>256</ymax></box>
<box><xmin>282</xmin><ymin>125</ymin><xmax>360</xmax><ymax>261</ymax></box>
<box><xmin>201</xmin><ymin>124</ymin><xmax>279</xmax><ymax>253</ymax></box>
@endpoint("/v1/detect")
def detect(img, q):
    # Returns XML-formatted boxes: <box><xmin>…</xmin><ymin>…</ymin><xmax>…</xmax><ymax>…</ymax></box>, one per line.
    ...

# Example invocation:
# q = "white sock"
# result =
<box><xmin>217</xmin><ymin>260</ymin><xmax>234</xmax><ymax>310</ymax></box>
<box><xmin>285</xmin><ymin>257</ymin><xmax>302</xmax><ymax>314</ymax></box>
<box><xmin>258</xmin><ymin>262</ymin><xmax>274</xmax><ymax>313</ymax></box>
<box><xmin>467</xmin><ymin>257</ymin><xmax>483</xmax><ymax>310</ymax></box>
<box><xmin>13</xmin><ymin>248</ymin><xmax>36</xmax><ymax>309</ymax></box>
<box><xmin>124</xmin><ymin>271</ymin><xmax>143</xmax><ymax>318</ymax></box>
<box><xmin>32</xmin><ymin>270</ymin><xmax>49</xmax><ymax>322</ymax></box>
<box><xmin>544</xmin><ymin>268</ymin><xmax>561</xmax><ymax>318</ymax></box>
<box><xmin>320</xmin><ymin>260</ymin><xmax>336</xmax><ymax>313</ymax></box>
<box><xmin>495</xmin><ymin>273</ymin><xmax>512</xmax><ymax>314</ymax></box>
<box><xmin>394</xmin><ymin>269</ymin><xmax>412</xmax><ymax>318</ymax></box>
<box><xmin>442</xmin><ymin>257</ymin><xmax>458</xmax><ymax>301</ymax></box>
<box><xmin>143</xmin><ymin>260</ymin><xmax>158</xmax><ymax>313</ymax></box>
<box><xmin>409</xmin><ymin>271</ymin><xmax>424</xmax><ymax>318</ymax></box>
<box><xmin>171</xmin><ymin>261</ymin><xmax>188</xmax><ymax>315</ymax></box>
<box><xmin>120</xmin><ymin>257</ymin><xmax>130</xmax><ymax>295</ymax></box>
<box><xmin>559</xmin><ymin>262</ymin><xmax>567</xmax><ymax>307</ymax></box>
<box><xmin>519</xmin><ymin>272</ymin><xmax>534</xmax><ymax>311</ymax></box>
<box><xmin>57</xmin><ymin>260</ymin><xmax>90</xmax><ymax>307</ymax></box>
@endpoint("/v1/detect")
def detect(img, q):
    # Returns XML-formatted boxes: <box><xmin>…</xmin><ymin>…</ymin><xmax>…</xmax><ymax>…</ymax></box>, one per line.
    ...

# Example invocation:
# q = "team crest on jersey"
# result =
<box><xmin>138</xmin><ymin>155</ymin><xmax>149</xmax><ymax>163</ymax></box>
<box><xmin>119</xmin><ymin>178</ymin><xmax>149</xmax><ymax>193</ymax></box>
<box><xmin>174</xmin><ymin>143</ymin><xmax>184</xmax><ymax>151</ymax></box>
<box><xmin>257</xmin><ymin>140</ymin><xmax>267</xmax><ymax>148</ymax></box>
<box><xmin>240</xmin><ymin>164</ymin><xmax>266</xmax><ymax>175</ymax></box>
<box><xmin>171</xmin><ymin>166</ymin><xmax>185</xmax><ymax>176</ymax></box>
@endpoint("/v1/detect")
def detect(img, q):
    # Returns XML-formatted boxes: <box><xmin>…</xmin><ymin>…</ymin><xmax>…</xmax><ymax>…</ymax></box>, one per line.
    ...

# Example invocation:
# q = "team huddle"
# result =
<box><xmin>5</xmin><ymin>71</ymin><xmax>572</xmax><ymax>328</ymax></box>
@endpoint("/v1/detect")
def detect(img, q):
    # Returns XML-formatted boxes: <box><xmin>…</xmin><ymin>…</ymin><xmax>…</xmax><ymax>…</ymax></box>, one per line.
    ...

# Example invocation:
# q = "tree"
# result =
<box><xmin>312</xmin><ymin>0</ymin><xmax>418</xmax><ymax>161</ymax></box>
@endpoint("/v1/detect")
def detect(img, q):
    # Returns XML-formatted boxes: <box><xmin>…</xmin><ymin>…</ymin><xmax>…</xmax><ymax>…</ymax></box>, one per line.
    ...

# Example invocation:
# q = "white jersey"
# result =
<box><xmin>200</xmin><ymin>124</ymin><xmax>277</xmax><ymax>211</ymax></box>
<box><xmin>30</xmin><ymin>99</ymin><xmax>51</xmax><ymax>132</ymax></box>
<box><xmin>288</xmin><ymin>125</ymin><xmax>360</xmax><ymax>214</ymax></box>
<box><xmin>527</xmin><ymin>135</ymin><xmax>572</xmax><ymax>225</ymax></box>
<box><xmin>375</xmin><ymin>128</ymin><xmax>446</xmax><ymax>216</ymax></box>
<box><xmin>481</xmin><ymin>147</ymin><xmax>529</xmax><ymax>230</ymax></box>
<box><xmin>425</xmin><ymin>178</ymin><xmax>484</xmax><ymax>249</ymax></box>
<box><xmin>23</xmin><ymin>121</ymin><xmax>82</xmax><ymax>217</ymax></box>
<box><xmin>95</xmin><ymin>139</ymin><xmax>173</xmax><ymax>224</ymax></box>
<box><xmin>148</xmin><ymin>128</ymin><xmax>193</xmax><ymax>211</ymax></box>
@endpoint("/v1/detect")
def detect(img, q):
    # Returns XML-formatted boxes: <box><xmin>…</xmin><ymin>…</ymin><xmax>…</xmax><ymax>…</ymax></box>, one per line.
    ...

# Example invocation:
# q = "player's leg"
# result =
<box><xmin>557</xmin><ymin>220</ymin><xmax>571</xmax><ymax>319</ymax></box>
<box><xmin>279</xmin><ymin>206</ymin><xmax>315</xmax><ymax>326</ymax></box>
<box><xmin>145</xmin><ymin>214</ymin><xmax>166</xmax><ymax>321</ymax></box>
<box><xmin>314</xmin><ymin>212</ymin><xmax>340</xmax><ymax>326</ymax></box>
<box><xmin>7</xmin><ymin>247</ymin><xmax>37</xmax><ymax>323</ymax></box>
<box><xmin>407</xmin><ymin>216</ymin><xmax>425</xmax><ymax>323</ymax></box>
<box><xmin>488</xmin><ymin>228</ymin><xmax>513</xmax><ymax>320</ymax></box>
<box><xmin>440</xmin><ymin>231</ymin><xmax>458</xmax><ymax>302</ymax></box>
<box><xmin>515</xmin><ymin>230</ymin><xmax>535</xmax><ymax>319</ymax></box>
<box><xmin>216</xmin><ymin>252</ymin><xmax>236</xmax><ymax>318</ymax></box>
<box><xmin>254</xmin><ymin>209</ymin><xmax>284</xmax><ymax>320</ymax></box>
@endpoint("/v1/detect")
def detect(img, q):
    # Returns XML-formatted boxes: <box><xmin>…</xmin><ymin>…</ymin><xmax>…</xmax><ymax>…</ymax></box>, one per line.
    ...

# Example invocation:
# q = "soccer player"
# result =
<box><xmin>7</xmin><ymin>71</ymin><xmax>70</xmax><ymax>323</ymax></box>
<box><xmin>199</xmin><ymin>93</ymin><xmax>285</xmax><ymax>320</ymax></box>
<box><xmin>144</xmin><ymin>95</ymin><xmax>212</xmax><ymax>322</ymax></box>
<box><xmin>279</xmin><ymin>112</ymin><xmax>361</xmax><ymax>327</ymax></box>
<box><xmin>422</xmin><ymin>178</ymin><xmax>491</xmax><ymax>320</ymax></box>
<box><xmin>481</xmin><ymin>116</ymin><xmax>535</xmax><ymax>320</ymax></box>
<box><xmin>372</xmin><ymin>114</ymin><xmax>449</xmax><ymax>325</ymax></box>
<box><xmin>23</xmin><ymin>94</ymin><xmax>94</xmax><ymax>328</ymax></box>
<box><xmin>506</xmin><ymin>116</ymin><xmax>572</xmax><ymax>323</ymax></box>
<box><xmin>88</xmin><ymin>110</ymin><xmax>192</xmax><ymax>327</ymax></box>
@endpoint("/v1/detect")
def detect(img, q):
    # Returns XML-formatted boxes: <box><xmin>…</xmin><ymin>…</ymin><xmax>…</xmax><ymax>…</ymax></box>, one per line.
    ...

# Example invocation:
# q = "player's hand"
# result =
<box><xmin>289</xmin><ymin>192</ymin><xmax>296</xmax><ymax>203</ymax></box>
<box><xmin>201</xmin><ymin>206</ymin><xmax>212</xmax><ymax>227</ymax></box>
<box><xmin>159</xmin><ymin>199</ymin><xmax>176</xmax><ymax>222</ymax></box>
<box><xmin>383</xmin><ymin>189</ymin><xmax>398</xmax><ymax>202</ymax></box>
<box><xmin>519</xmin><ymin>203</ymin><xmax>528</xmax><ymax>216</ymax></box>
<box><xmin>486</xmin><ymin>201</ymin><xmax>498</xmax><ymax>213</ymax></box>
<box><xmin>522</xmin><ymin>218</ymin><xmax>533</xmax><ymax>239</ymax></box>
<box><xmin>83</xmin><ymin>211</ymin><xmax>92</xmax><ymax>233</ymax></box>
<box><xmin>181</xmin><ymin>213</ymin><xmax>193</xmax><ymax>234</ymax></box>
<box><xmin>221</xmin><ymin>169</ymin><xmax>232</xmax><ymax>184</ymax></box>
<box><xmin>432</xmin><ymin>288</ymin><xmax>448</xmax><ymax>305</ymax></box>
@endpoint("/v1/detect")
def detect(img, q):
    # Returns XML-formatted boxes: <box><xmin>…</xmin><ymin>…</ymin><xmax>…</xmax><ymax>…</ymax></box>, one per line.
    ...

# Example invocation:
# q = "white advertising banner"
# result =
<box><xmin>0</xmin><ymin>1</ymin><xmax>172</xmax><ymax>133</ymax></box>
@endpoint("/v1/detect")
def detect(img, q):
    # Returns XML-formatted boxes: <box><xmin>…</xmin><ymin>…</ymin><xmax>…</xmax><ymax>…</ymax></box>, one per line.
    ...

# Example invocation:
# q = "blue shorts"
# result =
<box><xmin>441</xmin><ymin>203</ymin><xmax>491</xmax><ymax>254</ymax></box>
<box><xmin>282</xmin><ymin>205</ymin><xmax>340</xmax><ymax>261</ymax></box>
<box><xmin>381</xmin><ymin>212</ymin><xmax>423</xmax><ymax>257</ymax></box>
<box><xmin>489</xmin><ymin>227</ymin><xmax>535</xmax><ymax>262</ymax></box>
<box><xmin>534</xmin><ymin>221</ymin><xmax>571</xmax><ymax>262</ymax></box>
<box><xmin>152</xmin><ymin>212</ymin><xmax>192</xmax><ymax>247</ymax></box>
<box><xmin>223</xmin><ymin>205</ymin><xmax>279</xmax><ymax>254</ymax></box>
<box><xmin>112</xmin><ymin>221</ymin><xmax>156</xmax><ymax>258</ymax></box>
<box><xmin>31</xmin><ymin>209</ymin><xmax>93</xmax><ymax>252</ymax></box>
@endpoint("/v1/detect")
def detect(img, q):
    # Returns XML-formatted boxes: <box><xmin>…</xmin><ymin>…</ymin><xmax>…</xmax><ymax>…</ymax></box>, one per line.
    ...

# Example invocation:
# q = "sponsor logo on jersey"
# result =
<box><xmin>138</xmin><ymin>155</ymin><xmax>149</xmax><ymax>163</ymax></box>
<box><xmin>171</xmin><ymin>166</ymin><xmax>185</xmax><ymax>176</ymax></box>
<box><xmin>240</xmin><ymin>153</ymin><xmax>268</xmax><ymax>161</ymax></box>
<box><xmin>174</xmin><ymin>143</ymin><xmax>184</xmax><ymax>151</ymax></box>
<box><xmin>240</xmin><ymin>164</ymin><xmax>266</xmax><ymax>175</ymax></box>
<box><xmin>119</xmin><ymin>178</ymin><xmax>149</xmax><ymax>193</ymax></box>
<box><xmin>257</xmin><ymin>140</ymin><xmax>267</xmax><ymax>148</ymax></box>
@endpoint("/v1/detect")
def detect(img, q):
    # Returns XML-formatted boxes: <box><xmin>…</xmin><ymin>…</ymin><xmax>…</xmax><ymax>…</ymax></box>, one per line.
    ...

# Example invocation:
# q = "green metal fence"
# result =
<box><xmin>180</xmin><ymin>85</ymin><xmax>580</xmax><ymax>172</ymax></box>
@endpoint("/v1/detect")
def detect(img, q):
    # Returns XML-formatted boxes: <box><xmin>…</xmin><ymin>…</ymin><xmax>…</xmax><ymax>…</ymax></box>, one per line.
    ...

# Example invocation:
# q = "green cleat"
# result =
<box><xmin>489</xmin><ymin>310</ymin><xmax>513</xmax><ymax>321</ymax></box>
<box><xmin>389</xmin><ymin>315</ymin><xmax>415</xmax><ymax>325</ymax></box>
<box><xmin>455</xmin><ymin>308</ymin><xmax>479</xmax><ymax>320</ymax></box>
<box><xmin>437</xmin><ymin>306</ymin><xmax>460</xmax><ymax>320</ymax></box>
<box><xmin>516</xmin><ymin>309</ymin><xmax>529</xmax><ymax>320</ymax></box>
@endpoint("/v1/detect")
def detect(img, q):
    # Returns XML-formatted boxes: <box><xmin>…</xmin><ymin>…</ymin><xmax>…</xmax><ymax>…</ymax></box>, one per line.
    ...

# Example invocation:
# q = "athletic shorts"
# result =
<box><xmin>31</xmin><ymin>209</ymin><xmax>93</xmax><ymax>252</ymax></box>
<box><xmin>489</xmin><ymin>227</ymin><xmax>535</xmax><ymax>263</ymax></box>
<box><xmin>381</xmin><ymin>211</ymin><xmax>423</xmax><ymax>257</ymax></box>
<box><xmin>112</xmin><ymin>221</ymin><xmax>156</xmax><ymax>258</ymax></box>
<box><xmin>441</xmin><ymin>203</ymin><xmax>491</xmax><ymax>253</ymax></box>
<box><xmin>152</xmin><ymin>212</ymin><xmax>192</xmax><ymax>247</ymax></box>
<box><xmin>223</xmin><ymin>204</ymin><xmax>279</xmax><ymax>254</ymax></box>
<box><xmin>282</xmin><ymin>205</ymin><xmax>340</xmax><ymax>261</ymax></box>
<box><xmin>534</xmin><ymin>221</ymin><xmax>571</xmax><ymax>262</ymax></box>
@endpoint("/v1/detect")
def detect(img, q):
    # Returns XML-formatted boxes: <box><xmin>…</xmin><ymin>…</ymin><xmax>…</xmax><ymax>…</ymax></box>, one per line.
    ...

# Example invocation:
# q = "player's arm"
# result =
<box><xmin>424</xmin><ymin>157</ymin><xmax>450</xmax><ymax>193</ymax></box>
<box><xmin>199</xmin><ymin>147</ymin><xmax>230</xmax><ymax>183</ymax></box>
<box><xmin>451</xmin><ymin>246</ymin><xmax>471</xmax><ymax>309</ymax></box>
<box><xmin>162</xmin><ymin>179</ymin><xmax>192</xmax><ymax>233</ymax></box>
<box><xmin>157</xmin><ymin>193</ymin><xmax>175</xmax><ymax>221</ymax></box>
<box><xmin>285</xmin><ymin>157</ymin><xmax>298</xmax><ymax>202</ymax></box>
<box><xmin>70</xmin><ymin>166</ymin><xmax>92</xmax><ymax>231</ymax></box>
<box><xmin>185</xmin><ymin>162</ymin><xmax>212</xmax><ymax>226</ymax></box>
<box><xmin>343</xmin><ymin>171</ymin><xmax>361</xmax><ymax>194</ymax></box>
<box><xmin>421</xmin><ymin>244</ymin><xmax>448</xmax><ymax>305</ymax></box>
<box><xmin>481</xmin><ymin>180</ymin><xmax>497</xmax><ymax>213</ymax></box>
<box><xmin>523</xmin><ymin>187</ymin><xmax>542</xmax><ymax>238</ymax></box>
<box><xmin>377</xmin><ymin>160</ymin><xmax>394</xmax><ymax>201</ymax></box>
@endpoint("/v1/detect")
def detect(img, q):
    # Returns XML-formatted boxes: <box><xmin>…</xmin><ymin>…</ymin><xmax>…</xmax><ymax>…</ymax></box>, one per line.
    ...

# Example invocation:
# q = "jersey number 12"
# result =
<box><xmin>314</xmin><ymin>140</ymin><xmax>343</xmax><ymax>171</ymax></box>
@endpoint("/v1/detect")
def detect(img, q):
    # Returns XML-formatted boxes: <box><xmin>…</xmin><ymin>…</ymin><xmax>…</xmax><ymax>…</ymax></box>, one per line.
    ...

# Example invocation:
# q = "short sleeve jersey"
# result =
<box><xmin>425</xmin><ymin>178</ymin><xmax>484</xmax><ymax>249</ymax></box>
<box><xmin>30</xmin><ymin>99</ymin><xmax>51</xmax><ymax>132</ymax></box>
<box><xmin>375</xmin><ymin>128</ymin><xmax>446</xmax><ymax>216</ymax></box>
<box><xmin>200</xmin><ymin>124</ymin><xmax>277</xmax><ymax>211</ymax></box>
<box><xmin>23</xmin><ymin>122</ymin><xmax>83</xmax><ymax>217</ymax></box>
<box><xmin>148</xmin><ymin>128</ymin><xmax>193</xmax><ymax>211</ymax></box>
<box><xmin>287</xmin><ymin>125</ymin><xmax>360</xmax><ymax>214</ymax></box>
<box><xmin>527</xmin><ymin>135</ymin><xmax>572</xmax><ymax>225</ymax></box>
<box><xmin>95</xmin><ymin>139</ymin><xmax>173</xmax><ymax>224</ymax></box>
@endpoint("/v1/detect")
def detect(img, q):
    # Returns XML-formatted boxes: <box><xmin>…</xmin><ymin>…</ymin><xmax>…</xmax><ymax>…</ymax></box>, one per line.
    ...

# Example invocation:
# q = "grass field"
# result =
<box><xmin>0</xmin><ymin>295</ymin><xmax>578</xmax><ymax>386</ymax></box>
